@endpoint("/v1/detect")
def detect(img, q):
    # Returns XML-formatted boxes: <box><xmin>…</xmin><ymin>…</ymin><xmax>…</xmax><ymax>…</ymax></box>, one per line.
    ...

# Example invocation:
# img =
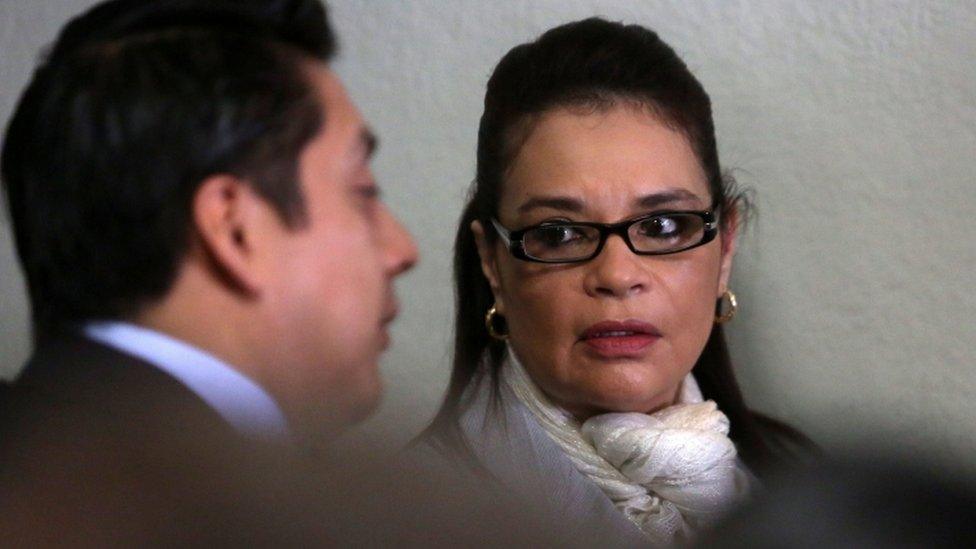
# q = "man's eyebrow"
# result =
<box><xmin>516</xmin><ymin>196</ymin><xmax>584</xmax><ymax>214</ymax></box>
<box><xmin>636</xmin><ymin>188</ymin><xmax>705</xmax><ymax>209</ymax></box>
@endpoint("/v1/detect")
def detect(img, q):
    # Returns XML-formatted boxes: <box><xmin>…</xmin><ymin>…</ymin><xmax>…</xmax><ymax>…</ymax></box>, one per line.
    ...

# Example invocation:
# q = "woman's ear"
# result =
<box><xmin>471</xmin><ymin>219</ymin><xmax>506</xmax><ymax>313</ymax></box>
<box><xmin>192</xmin><ymin>174</ymin><xmax>264</xmax><ymax>296</ymax></box>
<box><xmin>717</xmin><ymin>206</ymin><xmax>739</xmax><ymax>297</ymax></box>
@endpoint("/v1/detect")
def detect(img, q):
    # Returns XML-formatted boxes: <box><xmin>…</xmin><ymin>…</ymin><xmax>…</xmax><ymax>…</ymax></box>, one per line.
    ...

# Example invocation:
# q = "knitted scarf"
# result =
<box><xmin>501</xmin><ymin>347</ymin><xmax>750</xmax><ymax>545</ymax></box>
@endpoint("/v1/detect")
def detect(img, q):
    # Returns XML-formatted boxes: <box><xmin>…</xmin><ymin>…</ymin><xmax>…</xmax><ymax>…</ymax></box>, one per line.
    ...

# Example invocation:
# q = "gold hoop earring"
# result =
<box><xmin>485</xmin><ymin>304</ymin><xmax>509</xmax><ymax>340</ymax></box>
<box><xmin>715</xmin><ymin>290</ymin><xmax>737</xmax><ymax>324</ymax></box>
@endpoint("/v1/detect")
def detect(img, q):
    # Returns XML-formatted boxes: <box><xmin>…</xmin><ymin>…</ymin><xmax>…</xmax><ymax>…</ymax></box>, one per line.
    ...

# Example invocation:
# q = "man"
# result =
<box><xmin>0</xmin><ymin>0</ymin><xmax>416</xmax><ymax>540</ymax></box>
<box><xmin>2</xmin><ymin>0</ymin><xmax>415</xmax><ymax>443</ymax></box>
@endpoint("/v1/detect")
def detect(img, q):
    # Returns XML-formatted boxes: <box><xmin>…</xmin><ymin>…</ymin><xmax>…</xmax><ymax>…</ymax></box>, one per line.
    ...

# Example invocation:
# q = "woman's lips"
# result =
<box><xmin>580</xmin><ymin>320</ymin><xmax>661</xmax><ymax>358</ymax></box>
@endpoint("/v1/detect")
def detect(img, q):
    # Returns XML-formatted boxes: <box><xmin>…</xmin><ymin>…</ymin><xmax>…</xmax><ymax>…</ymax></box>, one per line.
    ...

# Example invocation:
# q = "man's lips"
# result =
<box><xmin>381</xmin><ymin>307</ymin><xmax>399</xmax><ymax>326</ymax></box>
<box><xmin>579</xmin><ymin>320</ymin><xmax>661</xmax><ymax>357</ymax></box>
<box><xmin>379</xmin><ymin>302</ymin><xmax>400</xmax><ymax>350</ymax></box>
<box><xmin>381</xmin><ymin>294</ymin><xmax>401</xmax><ymax>326</ymax></box>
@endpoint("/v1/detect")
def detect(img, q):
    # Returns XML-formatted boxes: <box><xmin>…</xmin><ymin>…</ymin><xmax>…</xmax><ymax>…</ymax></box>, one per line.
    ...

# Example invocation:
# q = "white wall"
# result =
<box><xmin>3</xmin><ymin>1</ymin><xmax>974</xmax><ymax>471</ymax></box>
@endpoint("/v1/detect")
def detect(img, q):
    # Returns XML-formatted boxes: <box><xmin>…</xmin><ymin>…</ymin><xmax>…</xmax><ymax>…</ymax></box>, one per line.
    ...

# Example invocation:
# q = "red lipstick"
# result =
<box><xmin>580</xmin><ymin>320</ymin><xmax>661</xmax><ymax>358</ymax></box>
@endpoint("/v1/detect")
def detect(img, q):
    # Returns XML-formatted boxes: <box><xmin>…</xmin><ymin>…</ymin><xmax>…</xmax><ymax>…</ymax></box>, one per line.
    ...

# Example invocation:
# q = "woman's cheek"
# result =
<box><xmin>674</xmin><ymin>285</ymin><xmax>719</xmax><ymax>363</ymax></box>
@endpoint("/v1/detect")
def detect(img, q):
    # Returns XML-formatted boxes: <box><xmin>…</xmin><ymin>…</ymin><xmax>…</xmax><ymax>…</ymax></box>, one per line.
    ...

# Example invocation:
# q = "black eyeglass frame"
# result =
<box><xmin>489</xmin><ymin>210</ymin><xmax>719</xmax><ymax>264</ymax></box>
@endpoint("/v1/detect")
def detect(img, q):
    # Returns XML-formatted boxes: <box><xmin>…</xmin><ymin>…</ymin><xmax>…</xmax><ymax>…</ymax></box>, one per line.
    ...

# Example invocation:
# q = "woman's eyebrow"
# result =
<box><xmin>516</xmin><ymin>196</ymin><xmax>584</xmax><ymax>214</ymax></box>
<box><xmin>636</xmin><ymin>189</ymin><xmax>704</xmax><ymax>209</ymax></box>
<box><xmin>516</xmin><ymin>189</ymin><xmax>704</xmax><ymax>214</ymax></box>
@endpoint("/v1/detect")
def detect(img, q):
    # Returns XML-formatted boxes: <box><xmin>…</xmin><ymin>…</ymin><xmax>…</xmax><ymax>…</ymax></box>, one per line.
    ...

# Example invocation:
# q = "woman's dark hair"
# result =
<box><xmin>1</xmin><ymin>0</ymin><xmax>334</xmax><ymax>338</ymax></box>
<box><xmin>426</xmin><ymin>17</ymin><xmax>810</xmax><ymax>477</ymax></box>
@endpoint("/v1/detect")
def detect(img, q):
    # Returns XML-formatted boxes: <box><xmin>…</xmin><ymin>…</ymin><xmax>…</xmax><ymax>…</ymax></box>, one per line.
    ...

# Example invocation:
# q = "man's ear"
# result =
<box><xmin>471</xmin><ymin>220</ymin><xmax>506</xmax><ymax>313</ymax></box>
<box><xmin>717</xmin><ymin>206</ymin><xmax>739</xmax><ymax>297</ymax></box>
<box><xmin>192</xmin><ymin>174</ymin><xmax>265</xmax><ymax>296</ymax></box>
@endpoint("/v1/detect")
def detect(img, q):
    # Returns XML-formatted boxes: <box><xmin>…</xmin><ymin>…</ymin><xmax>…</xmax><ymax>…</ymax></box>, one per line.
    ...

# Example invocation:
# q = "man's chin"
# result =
<box><xmin>335</xmin><ymin>369</ymin><xmax>384</xmax><ymax>428</ymax></box>
<box><xmin>347</xmin><ymin>380</ymin><xmax>383</xmax><ymax>426</ymax></box>
<box><xmin>281</xmin><ymin>355</ymin><xmax>387</xmax><ymax>442</ymax></box>
<box><xmin>291</xmin><ymin>387</ymin><xmax>381</xmax><ymax>447</ymax></box>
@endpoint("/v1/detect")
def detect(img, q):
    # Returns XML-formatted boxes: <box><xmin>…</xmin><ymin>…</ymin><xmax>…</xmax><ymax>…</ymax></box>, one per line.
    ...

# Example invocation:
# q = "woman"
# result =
<box><xmin>418</xmin><ymin>18</ymin><xmax>809</xmax><ymax>546</ymax></box>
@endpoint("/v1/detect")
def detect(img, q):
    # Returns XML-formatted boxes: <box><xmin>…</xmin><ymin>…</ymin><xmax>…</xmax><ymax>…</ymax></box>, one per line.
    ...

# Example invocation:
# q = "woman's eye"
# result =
<box><xmin>534</xmin><ymin>225</ymin><xmax>584</xmax><ymax>247</ymax></box>
<box><xmin>638</xmin><ymin>216</ymin><xmax>689</xmax><ymax>239</ymax></box>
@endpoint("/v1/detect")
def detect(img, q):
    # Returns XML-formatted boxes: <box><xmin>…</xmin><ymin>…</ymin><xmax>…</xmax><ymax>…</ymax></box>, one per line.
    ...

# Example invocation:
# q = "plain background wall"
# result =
<box><xmin>2</xmin><ymin>1</ymin><xmax>974</xmax><ymax>472</ymax></box>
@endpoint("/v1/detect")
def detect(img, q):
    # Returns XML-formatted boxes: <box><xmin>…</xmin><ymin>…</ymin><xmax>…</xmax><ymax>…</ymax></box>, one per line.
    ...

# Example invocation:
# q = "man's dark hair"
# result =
<box><xmin>1</xmin><ymin>0</ymin><xmax>336</xmax><ymax>338</ymax></box>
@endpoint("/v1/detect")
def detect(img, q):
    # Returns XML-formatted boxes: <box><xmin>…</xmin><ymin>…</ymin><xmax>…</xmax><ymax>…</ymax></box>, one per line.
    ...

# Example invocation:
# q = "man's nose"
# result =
<box><xmin>383</xmin><ymin>207</ymin><xmax>418</xmax><ymax>277</ymax></box>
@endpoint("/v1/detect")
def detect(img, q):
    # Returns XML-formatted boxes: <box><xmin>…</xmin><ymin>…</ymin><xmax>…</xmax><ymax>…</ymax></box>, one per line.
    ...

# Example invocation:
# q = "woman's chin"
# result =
<box><xmin>574</xmin><ymin>376</ymin><xmax>684</xmax><ymax>416</ymax></box>
<box><xmin>558</xmin><ymin>389</ymin><xmax>675</xmax><ymax>420</ymax></box>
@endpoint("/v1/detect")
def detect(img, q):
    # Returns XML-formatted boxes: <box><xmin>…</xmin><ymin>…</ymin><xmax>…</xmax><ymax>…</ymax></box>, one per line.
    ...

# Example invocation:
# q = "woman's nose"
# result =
<box><xmin>582</xmin><ymin>234</ymin><xmax>648</xmax><ymax>298</ymax></box>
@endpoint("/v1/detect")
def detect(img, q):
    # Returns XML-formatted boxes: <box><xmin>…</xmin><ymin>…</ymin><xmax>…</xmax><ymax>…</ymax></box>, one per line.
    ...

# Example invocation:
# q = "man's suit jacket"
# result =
<box><xmin>0</xmin><ymin>332</ymin><xmax>308</xmax><ymax>545</ymax></box>
<box><xmin>1</xmin><ymin>331</ymin><xmax>239</xmax><ymax>444</ymax></box>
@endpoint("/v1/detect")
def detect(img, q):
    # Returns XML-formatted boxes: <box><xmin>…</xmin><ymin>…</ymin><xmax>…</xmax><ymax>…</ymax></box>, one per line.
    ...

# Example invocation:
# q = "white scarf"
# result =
<box><xmin>501</xmin><ymin>347</ymin><xmax>750</xmax><ymax>545</ymax></box>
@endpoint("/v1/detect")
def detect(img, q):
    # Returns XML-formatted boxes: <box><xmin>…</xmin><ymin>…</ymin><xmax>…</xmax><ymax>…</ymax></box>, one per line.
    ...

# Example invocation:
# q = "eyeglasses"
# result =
<box><xmin>490</xmin><ymin>211</ymin><xmax>718</xmax><ymax>264</ymax></box>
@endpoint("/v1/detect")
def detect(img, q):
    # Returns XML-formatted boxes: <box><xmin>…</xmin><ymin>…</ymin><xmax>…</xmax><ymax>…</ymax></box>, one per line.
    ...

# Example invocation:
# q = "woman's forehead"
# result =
<box><xmin>500</xmin><ymin>106</ymin><xmax>710</xmax><ymax>219</ymax></box>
